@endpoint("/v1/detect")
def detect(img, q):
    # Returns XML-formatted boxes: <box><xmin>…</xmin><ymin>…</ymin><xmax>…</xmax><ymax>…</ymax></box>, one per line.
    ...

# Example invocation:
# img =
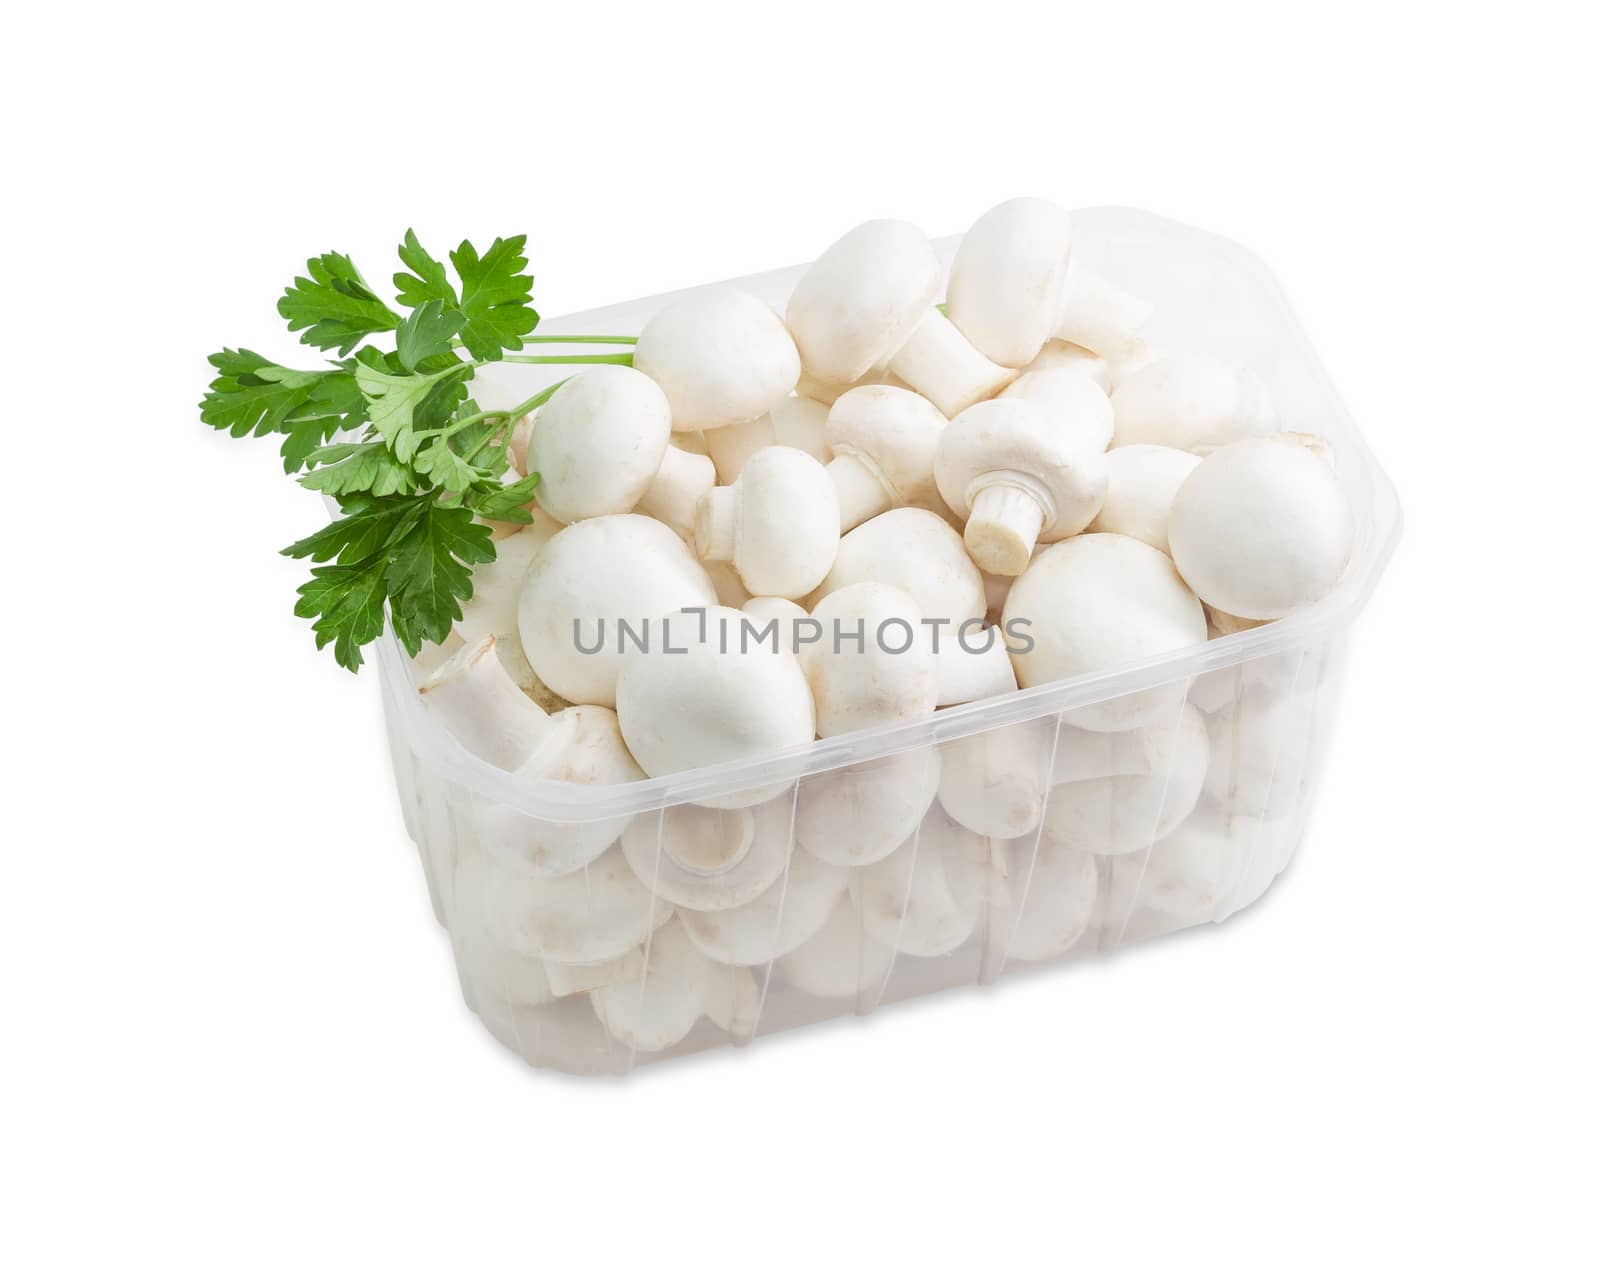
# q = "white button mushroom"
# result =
<box><xmin>588</xmin><ymin>919</ymin><xmax>761</xmax><ymax>1053</ymax></box>
<box><xmin>1043</xmin><ymin>704</ymin><xmax>1209</xmax><ymax>854</ymax></box>
<box><xmin>1110</xmin><ymin>352</ymin><xmax>1277</xmax><ymax>454</ymax></box>
<box><xmin>679</xmin><ymin>845</ymin><xmax>850</xmax><ymax>967</ymax></box>
<box><xmin>1004</xmin><ymin>533</ymin><xmax>1208</xmax><ymax>731</ymax></box>
<box><xmin>1168</xmin><ymin>434</ymin><xmax>1354</xmax><ymax>621</ymax></box>
<box><xmin>620</xmin><ymin>797</ymin><xmax>794</xmax><ymax>912</ymax></box>
<box><xmin>1100</xmin><ymin>823</ymin><xmax>1249</xmax><ymax>935</ymax></box>
<box><xmin>786</xmin><ymin>219</ymin><xmax>1014</xmax><ymax>418</ymax></box>
<box><xmin>474</xmin><ymin>700</ymin><xmax>647</xmax><ymax>876</ymax></box>
<box><xmin>800</xmin><ymin>583</ymin><xmax>938</xmax><ymax>738</ymax></box>
<box><xmin>1202</xmin><ymin>688</ymin><xmax>1317</xmax><ymax>822</ymax></box>
<box><xmin>795</xmin><ymin>746</ymin><xmax>940</xmax><ymax>868</ymax></box>
<box><xmin>821</xmin><ymin>384</ymin><xmax>949</xmax><ymax>532</ymax></box>
<box><xmin>809</xmin><ymin>507</ymin><xmax>986</xmax><ymax>627</ymax></box>
<box><xmin>631</xmin><ymin>286</ymin><xmax>801</xmax><ymax>483</ymax></box>
<box><xmin>1020</xmin><ymin>340</ymin><xmax>1112</xmax><ymax>391</ymax></box>
<box><xmin>692</xmin><ymin>447</ymin><xmax>841</xmax><ymax>599</ymax></box>
<box><xmin>935</xmin><ymin>717</ymin><xmax>1057</xmax><ymax>839</ymax></box>
<box><xmin>614</xmin><ymin>607</ymin><xmax>816</xmax><ymax>807</ymax></box>
<box><xmin>449</xmin><ymin>850</ymin><xmax>558</xmax><ymax>1009</ymax></box>
<box><xmin>852</xmin><ymin>804</ymin><xmax>995</xmax><ymax>958</ymax></box>
<box><xmin>934</xmin><ymin>397</ymin><xmax>1110</xmax><ymax>577</ymax></box>
<box><xmin>933</xmin><ymin>622</ymin><xmax>1018</xmax><ymax>707</ymax></box>
<box><xmin>1086</xmin><ymin>443</ymin><xmax>1202</xmax><ymax>556</ymax></box>
<box><xmin>739</xmin><ymin>596</ymin><xmax>809</xmax><ymax>654</ymax></box>
<box><xmin>453</xmin><ymin>509</ymin><xmax>563</xmax><ymax>643</ymax></box>
<box><xmin>945</xmin><ymin>196</ymin><xmax>1076</xmax><ymax>369</ymax></box>
<box><xmin>767</xmin><ymin>394</ymin><xmax>831</xmax><ymax>463</ymax></box>
<box><xmin>527</xmin><ymin>366</ymin><xmax>673</xmax><ymax>523</ymax></box>
<box><xmin>418</xmin><ymin>635</ymin><xmax>553</xmax><ymax>771</ymax></box>
<box><xmin>481</xmin><ymin>844</ymin><xmax>673</xmax><ymax>966</ymax></box>
<box><xmin>985</xmin><ymin>835</ymin><xmax>1098</xmax><ymax>964</ymax></box>
<box><xmin>775</xmin><ymin>898</ymin><xmax>896</xmax><ymax>1002</ymax></box>
<box><xmin>1050</xmin><ymin>261</ymin><xmax>1154</xmax><ymax>358</ymax></box>
<box><xmin>518</xmin><ymin>514</ymin><xmax>719</xmax><ymax>708</ymax></box>
<box><xmin>998</xmin><ymin>368</ymin><xmax>1116</xmax><ymax>454</ymax></box>
<box><xmin>635</xmin><ymin>443</ymin><xmax>716</xmax><ymax>541</ymax></box>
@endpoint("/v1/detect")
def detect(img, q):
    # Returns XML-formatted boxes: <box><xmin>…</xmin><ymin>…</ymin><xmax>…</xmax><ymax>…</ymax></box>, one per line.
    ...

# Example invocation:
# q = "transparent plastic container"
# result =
<box><xmin>375</xmin><ymin>208</ymin><xmax>1401</xmax><ymax>1075</ymax></box>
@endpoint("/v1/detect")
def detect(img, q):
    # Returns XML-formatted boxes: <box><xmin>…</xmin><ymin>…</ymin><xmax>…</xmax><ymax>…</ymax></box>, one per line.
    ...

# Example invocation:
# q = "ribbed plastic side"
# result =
<box><xmin>399</xmin><ymin>631</ymin><xmax>1346</xmax><ymax>1074</ymax></box>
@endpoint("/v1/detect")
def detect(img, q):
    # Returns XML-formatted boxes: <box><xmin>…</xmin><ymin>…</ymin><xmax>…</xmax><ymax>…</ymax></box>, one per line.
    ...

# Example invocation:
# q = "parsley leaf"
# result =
<box><xmin>395</xmin><ymin>300</ymin><xmax>467</xmax><ymax>371</ymax></box>
<box><xmin>280</xmin><ymin>495</ymin><xmax>423</xmax><ymax>565</ymax></box>
<box><xmin>393</xmin><ymin>229</ymin><xmax>457</xmax><ymax>309</ymax></box>
<box><xmin>468</xmin><ymin>474</ymin><xmax>542</xmax><ymax>523</ymax></box>
<box><xmin>299</xmin><ymin>442</ymin><xmax>418</xmax><ymax>497</ymax></box>
<box><xmin>279</xmin><ymin>252</ymin><xmax>400</xmax><ymax>355</ymax></box>
<box><xmin>200</xmin><ymin>351</ymin><xmax>370</xmax><ymax>471</ymax></box>
<box><xmin>294</xmin><ymin>554</ymin><xmax>392</xmax><ymax>671</ymax></box>
<box><xmin>354</xmin><ymin>357</ymin><xmax>473</xmax><ymax>462</ymax></box>
<box><xmin>385</xmin><ymin>504</ymin><xmax>495</xmax><ymax>655</ymax></box>
<box><xmin>451</xmin><ymin>235</ymin><xmax>540</xmax><ymax>360</ymax></box>
<box><xmin>412</xmin><ymin>437</ymin><xmax>479</xmax><ymax>493</ymax></box>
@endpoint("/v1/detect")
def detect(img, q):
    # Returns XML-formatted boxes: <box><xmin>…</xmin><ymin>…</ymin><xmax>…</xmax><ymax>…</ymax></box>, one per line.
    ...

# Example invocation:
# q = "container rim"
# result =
<box><xmin>376</xmin><ymin>206</ymin><xmax>1403</xmax><ymax>823</ymax></box>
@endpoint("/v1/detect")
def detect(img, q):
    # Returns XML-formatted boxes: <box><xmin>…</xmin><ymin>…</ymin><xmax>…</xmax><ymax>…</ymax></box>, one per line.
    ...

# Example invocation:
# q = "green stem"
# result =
<box><xmin>500</xmin><ymin>351</ymin><xmax>633</xmax><ymax>366</ymax></box>
<box><xmin>520</xmin><ymin>334</ymin><xmax>637</xmax><ymax>345</ymax></box>
<box><xmin>451</xmin><ymin>334</ymin><xmax>637</xmax><ymax>350</ymax></box>
<box><xmin>506</xmin><ymin>378</ymin><xmax>571</xmax><ymax>419</ymax></box>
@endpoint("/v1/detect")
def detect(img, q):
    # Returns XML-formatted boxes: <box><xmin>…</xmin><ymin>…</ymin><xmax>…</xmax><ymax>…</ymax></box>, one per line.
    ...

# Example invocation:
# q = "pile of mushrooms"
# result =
<box><xmin>408</xmin><ymin>196</ymin><xmax>1357</xmax><ymax>1063</ymax></box>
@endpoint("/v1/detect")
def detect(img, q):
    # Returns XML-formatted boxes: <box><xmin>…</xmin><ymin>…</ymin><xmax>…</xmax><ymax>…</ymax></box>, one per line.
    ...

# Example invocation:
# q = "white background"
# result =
<box><xmin>4</xmin><ymin>3</ymin><xmax>1596</xmax><ymax>1258</ymax></box>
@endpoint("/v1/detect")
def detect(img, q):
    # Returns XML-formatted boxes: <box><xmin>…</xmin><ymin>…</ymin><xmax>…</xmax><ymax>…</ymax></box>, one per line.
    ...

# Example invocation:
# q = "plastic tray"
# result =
<box><xmin>373</xmin><ymin>207</ymin><xmax>1401</xmax><ymax>1074</ymax></box>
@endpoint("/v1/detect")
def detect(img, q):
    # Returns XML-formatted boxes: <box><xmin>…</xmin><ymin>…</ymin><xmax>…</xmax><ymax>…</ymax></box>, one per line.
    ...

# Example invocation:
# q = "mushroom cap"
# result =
<box><xmin>1043</xmin><ymin>704</ymin><xmax>1209</xmax><ymax>854</ymax></box>
<box><xmin>936</xmin><ymin>720</ymin><xmax>1054</xmax><ymax>839</ymax></box>
<box><xmin>620</xmin><ymin>797</ymin><xmax>794</xmax><ymax>912</ymax></box>
<box><xmin>587</xmin><ymin>920</ymin><xmax>719</xmax><ymax>1053</ymax></box>
<box><xmin>1168</xmin><ymin>435</ymin><xmax>1353</xmax><ymax>620</ymax></box>
<box><xmin>1111</xmin><ymin>352</ymin><xmax>1277</xmax><ymax>453</ymax></box>
<box><xmin>824</xmin><ymin>384</ymin><xmax>949</xmax><ymax>509</ymax></box>
<box><xmin>934</xmin><ymin>397</ymin><xmax>1110</xmax><ymax>540</ymax></box>
<box><xmin>473</xmin><ymin>705</ymin><xmax>645</xmax><ymax>877</ymax></box>
<box><xmin>852</xmin><ymin>803</ymin><xmax>993</xmax><ymax>958</ymax></box>
<box><xmin>809</xmin><ymin>507</ymin><xmax>985</xmax><ymax>625</ymax></box>
<box><xmin>946</xmin><ymin>196</ymin><xmax>1075</xmax><ymax>369</ymax></box>
<box><xmin>1004</xmin><ymin>533</ymin><xmax>1208</xmax><ymax>730</ymax></box>
<box><xmin>987</xmin><ymin>836</ymin><xmax>1098</xmax><ymax>963</ymax></box>
<box><xmin>679</xmin><ymin>845</ymin><xmax>850</xmax><ymax>966</ymax></box>
<box><xmin>786</xmin><ymin>219</ymin><xmax>941</xmax><ymax>385</ymax></box>
<box><xmin>614</xmin><ymin>606</ymin><xmax>816</xmax><ymax>790</ymax></box>
<box><xmin>714</xmin><ymin>447</ymin><xmax>841</xmax><ymax>599</ymax></box>
<box><xmin>455</xmin><ymin>511</ymin><xmax>563</xmax><ymax>642</ymax></box>
<box><xmin>768</xmin><ymin>394</ymin><xmax>831</xmax><ymax>462</ymax></box>
<box><xmin>632</xmin><ymin>287</ymin><xmax>801</xmax><ymax>433</ymax></box>
<box><xmin>1087</xmin><ymin>443</ymin><xmax>1203</xmax><ymax>555</ymax></box>
<box><xmin>801</xmin><ymin>583</ymin><xmax>938</xmax><ymax>738</ymax></box>
<box><xmin>795</xmin><ymin>746</ymin><xmax>940</xmax><ymax>867</ymax></box>
<box><xmin>775</xmin><ymin>898</ymin><xmax>896</xmax><ymax>1000</ymax></box>
<box><xmin>479</xmin><ymin>844</ymin><xmax>674</xmax><ymax>966</ymax></box>
<box><xmin>1023</xmin><ymin>340</ymin><xmax>1111</xmax><ymax>390</ymax></box>
<box><xmin>530</xmin><ymin>366</ymin><xmax>672</xmax><ymax>523</ymax></box>
<box><xmin>740</xmin><ymin>596</ymin><xmax>809</xmax><ymax>654</ymax></box>
<box><xmin>518</xmin><ymin>514</ymin><xmax>718</xmax><ymax>707</ymax></box>
<box><xmin>999</xmin><ymin>369</ymin><xmax>1115</xmax><ymax>454</ymax></box>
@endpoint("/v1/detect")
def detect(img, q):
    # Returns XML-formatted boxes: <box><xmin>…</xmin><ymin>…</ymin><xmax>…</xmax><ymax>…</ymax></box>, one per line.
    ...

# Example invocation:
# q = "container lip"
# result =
<box><xmin>378</xmin><ymin>206</ymin><xmax>1403</xmax><ymax>823</ymax></box>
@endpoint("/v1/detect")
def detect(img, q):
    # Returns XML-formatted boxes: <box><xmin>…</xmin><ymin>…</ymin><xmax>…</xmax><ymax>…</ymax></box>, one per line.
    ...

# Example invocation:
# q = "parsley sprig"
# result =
<box><xmin>200</xmin><ymin>231</ymin><xmax>634</xmax><ymax>670</ymax></box>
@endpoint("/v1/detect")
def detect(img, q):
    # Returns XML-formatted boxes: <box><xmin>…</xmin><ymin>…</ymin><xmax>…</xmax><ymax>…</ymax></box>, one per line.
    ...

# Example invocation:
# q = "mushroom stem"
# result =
<box><xmin>692</xmin><ymin>487</ymin><xmax>739</xmax><ymax>562</ymax></box>
<box><xmin>637</xmin><ymin>444</ymin><xmax>716</xmax><ymax>540</ymax></box>
<box><xmin>964</xmin><ymin>483</ymin><xmax>1048</xmax><ymax>577</ymax></box>
<box><xmin>703</xmin><ymin>415</ymin><xmax>776</xmax><ymax>483</ymax></box>
<box><xmin>887</xmin><ymin>311</ymin><xmax>1017</xmax><ymax>418</ymax></box>
<box><xmin>418</xmin><ymin>636</ymin><xmax>553</xmax><ymax>771</ymax></box>
<box><xmin>826</xmin><ymin>451</ymin><xmax>894</xmax><ymax>533</ymax></box>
